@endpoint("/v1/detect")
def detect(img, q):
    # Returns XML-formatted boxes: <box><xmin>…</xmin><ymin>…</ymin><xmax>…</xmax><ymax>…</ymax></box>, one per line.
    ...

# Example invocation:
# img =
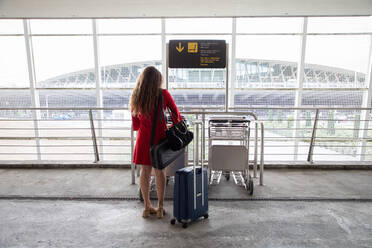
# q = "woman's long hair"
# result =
<box><xmin>130</xmin><ymin>66</ymin><xmax>163</xmax><ymax>116</ymax></box>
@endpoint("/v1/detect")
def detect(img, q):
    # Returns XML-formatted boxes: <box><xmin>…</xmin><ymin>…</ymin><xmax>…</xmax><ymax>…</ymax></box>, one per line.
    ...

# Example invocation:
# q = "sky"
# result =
<box><xmin>0</xmin><ymin>17</ymin><xmax>372</xmax><ymax>87</ymax></box>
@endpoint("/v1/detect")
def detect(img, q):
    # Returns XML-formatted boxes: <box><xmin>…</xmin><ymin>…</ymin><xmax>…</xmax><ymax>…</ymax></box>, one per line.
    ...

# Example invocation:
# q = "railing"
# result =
<box><xmin>0</xmin><ymin>107</ymin><xmax>371</xmax><ymax>168</ymax></box>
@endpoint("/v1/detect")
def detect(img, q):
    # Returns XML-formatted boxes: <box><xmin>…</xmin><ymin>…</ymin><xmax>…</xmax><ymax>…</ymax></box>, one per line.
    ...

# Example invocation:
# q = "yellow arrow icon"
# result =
<box><xmin>176</xmin><ymin>42</ymin><xmax>184</xmax><ymax>52</ymax></box>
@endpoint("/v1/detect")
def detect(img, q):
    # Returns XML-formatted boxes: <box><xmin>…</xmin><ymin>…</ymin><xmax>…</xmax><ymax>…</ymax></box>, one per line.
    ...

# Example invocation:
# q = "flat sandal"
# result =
<box><xmin>142</xmin><ymin>208</ymin><xmax>157</xmax><ymax>218</ymax></box>
<box><xmin>156</xmin><ymin>208</ymin><xmax>166</xmax><ymax>219</ymax></box>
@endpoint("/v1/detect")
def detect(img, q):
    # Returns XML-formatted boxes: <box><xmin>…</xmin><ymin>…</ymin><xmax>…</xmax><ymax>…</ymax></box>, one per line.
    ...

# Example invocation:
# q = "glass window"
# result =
<box><xmin>39</xmin><ymin>90</ymin><xmax>97</xmax><ymax>107</ymax></box>
<box><xmin>308</xmin><ymin>17</ymin><xmax>372</xmax><ymax>33</ymax></box>
<box><xmin>201</xmin><ymin>71</ymin><xmax>212</xmax><ymax>82</ymax></box>
<box><xmin>169</xmin><ymin>69</ymin><xmax>225</xmax><ymax>89</ymax></box>
<box><xmin>99</xmin><ymin>35</ymin><xmax>161</xmax><ymax>87</ymax></box>
<box><xmin>234</xmin><ymin>90</ymin><xmax>296</xmax><ymax>107</ymax></box>
<box><xmin>0</xmin><ymin>90</ymin><xmax>32</xmax><ymax>108</ymax></box>
<box><xmin>237</xmin><ymin>17</ymin><xmax>303</xmax><ymax>33</ymax></box>
<box><xmin>301</xmin><ymin>90</ymin><xmax>363</xmax><ymax>107</ymax></box>
<box><xmin>98</xmin><ymin>19</ymin><xmax>161</xmax><ymax>34</ymax></box>
<box><xmin>32</xmin><ymin>36</ymin><xmax>95</xmax><ymax>87</ymax></box>
<box><xmin>0</xmin><ymin>19</ymin><xmax>24</xmax><ymax>34</ymax></box>
<box><xmin>0</xmin><ymin>37</ymin><xmax>30</xmax><ymax>88</ymax></box>
<box><xmin>304</xmin><ymin>35</ymin><xmax>370</xmax><ymax>88</ymax></box>
<box><xmin>166</xmin><ymin>18</ymin><xmax>232</xmax><ymax>33</ymax></box>
<box><xmin>103</xmin><ymin>90</ymin><xmax>131</xmax><ymax>107</ymax></box>
<box><xmin>30</xmin><ymin>19</ymin><xmax>92</xmax><ymax>34</ymax></box>
<box><xmin>169</xmin><ymin>89</ymin><xmax>225</xmax><ymax>107</ymax></box>
<box><xmin>236</xmin><ymin>35</ymin><xmax>300</xmax><ymax>88</ymax></box>
<box><xmin>188</xmin><ymin>71</ymin><xmax>199</xmax><ymax>82</ymax></box>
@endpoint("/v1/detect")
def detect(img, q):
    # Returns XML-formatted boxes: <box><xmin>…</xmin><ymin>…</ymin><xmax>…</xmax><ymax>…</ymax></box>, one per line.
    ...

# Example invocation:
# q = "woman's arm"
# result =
<box><xmin>132</xmin><ymin>114</ymin><xmax>140</xmax><ymax>131</ymax></box>
<box><xmin>163</xmin><ymin>89</ymin><xmax>182</xmax><ymax>123</ymax></box>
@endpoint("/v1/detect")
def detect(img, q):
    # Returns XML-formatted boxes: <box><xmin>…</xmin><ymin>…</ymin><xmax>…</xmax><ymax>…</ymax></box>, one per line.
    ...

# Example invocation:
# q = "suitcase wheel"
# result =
<box><xmin>248</xmin><ymin>180</ymin><xmax>254</xmax><ymax>195</ymax></box>
<box><xmin>170</xmin><ymin>218</ymin><xmax>176</xmax><ymax>225</ymax></box>
<box><xmin>204</xmin><ymin>213</ymin><xmax>209</xmax><ymax>219</ymax></box>
<box><xmin>244</xmin><ymin>175</ymin><xmax>254</xmax><ymax>195</ymax></box>
<box><xmin>182</xmin><ymin>222</ymin><xmax>188</xmax><ymax>228</ymax></box>
<box><xmin>224</xmin><ymin>172</ymin><xmax>230</xmax><ymax>181</ymax></box>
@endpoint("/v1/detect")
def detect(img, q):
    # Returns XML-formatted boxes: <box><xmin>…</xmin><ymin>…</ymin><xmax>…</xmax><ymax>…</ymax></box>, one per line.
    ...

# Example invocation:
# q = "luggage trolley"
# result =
<box><xmin>208</xmin><ymin>116</ymin><xmax>254</xmax><ymax>194</ymax></box>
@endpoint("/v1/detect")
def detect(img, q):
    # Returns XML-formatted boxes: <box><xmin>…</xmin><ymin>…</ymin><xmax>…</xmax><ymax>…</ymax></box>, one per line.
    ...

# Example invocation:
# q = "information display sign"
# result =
<box><xmin>169</xmin><ymin>40</ymin><xmax>226</xmax><ymax>68</ymax></box>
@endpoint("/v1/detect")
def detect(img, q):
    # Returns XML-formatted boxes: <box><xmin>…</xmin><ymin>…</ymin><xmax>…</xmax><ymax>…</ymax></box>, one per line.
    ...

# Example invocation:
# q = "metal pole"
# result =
<box><xmin>359</xmin><ymin>34</ymin><xmax>372</xmax><ymax>161</ymax></box>
<box><xmin>247</xmin><ymin>123</ymin><xmax>251</xmax><ymax>176</ymax></box>
<box><xmin>195</xmin><ymin>115</ymin><xmax>199</xmax><ymax>166</ymax></box>
<box><xmin>201</xmin><ymin>119</ymin><xmax>204</xmax><ymax>206</ymax></box>
<box><xmin>23</xmin><ymin>20</ymin><xmax>41</xmax><ymax>161</ymax></box>
<box><xmin>229</xmin><ymin>18</ymin><xmax>237</xmax><ymax>109</ymax></box>
<box><xmin>208</xmin><ymin>116</ymin><xmax>212</xmax><ymax>184</ymax></box>
<box><xmin>92</xmin><ymin>19</ymin><xmax>104</xmax><ymax>161</ymax></box>
<box><xmin>166</xmin><ymin>43</ymin><xmax>169</xmax><ymax>90</ymax></box>
<box><xmin>259</xmin><ymin>123</ymin><xmax>264</xmax><ymax>186</ymax></box>
<box><xmin>294</xmin><ymin>17</ymin><xmax>308</xmax><ymax>161</ymax></box>
<box><xmin>130</xmin><ymin>126</ymin><xmax>135</xmax><ymax>184</ymax></box>
<box><xmin>225</xmin><ymin>43</ymin><xmax>229</xmax><ymax>112</ymax></box>
<box><xmin>254</xmin><ymin>122</ymin><xmax>258</xmax><ymax>178</ymax></box>
<box><xmin>307</xmin><ymin>109</ymin><xmax>319</xmax><ymax>163</ymax></box>
<box><xmin>193</xmin><ymin>120</ymin><xmax>198</xmax><ymax>210</ymax></box>
<box><xmin>161</xmin><ymin>18</ymin><xmax>167</xmax><ymax>82</ymax></box>
<box><xmin>202</xmin><ymin>111</ymin><xmax>205</xmax><ymax>167</ymax></box>
<box><xmin>89</xmin><ymin>110</ymin><xmax>99</xmax><ymax>162</ymax></box>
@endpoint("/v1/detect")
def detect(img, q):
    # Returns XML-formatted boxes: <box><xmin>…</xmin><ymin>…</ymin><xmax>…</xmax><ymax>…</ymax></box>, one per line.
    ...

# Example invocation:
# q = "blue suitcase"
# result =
<box><xmin>171</xmin><ymin>120</ymin><xmax>208</xmax><ymax>228</ymax></box>
<box><xmin>171</xmin><ymin>166</ymin><xmax>209</xmax><ymax>228</ymax></box>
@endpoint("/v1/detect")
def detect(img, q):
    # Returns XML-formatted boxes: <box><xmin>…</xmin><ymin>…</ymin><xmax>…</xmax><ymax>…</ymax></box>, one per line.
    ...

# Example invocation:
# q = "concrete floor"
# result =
<box><xmin>1</xmin><ymin>200</ymin><xmax>372</xmax><ymax>248</ymax></box>
<box><xmin>0</xmin><ymin>168</ymin><xmax>372</xmax><ymax>247</ymax></box>
<box><xmin>0</xmin><ymin>168</ymin><xmax>372</xmax><ymax>199</ymax></box>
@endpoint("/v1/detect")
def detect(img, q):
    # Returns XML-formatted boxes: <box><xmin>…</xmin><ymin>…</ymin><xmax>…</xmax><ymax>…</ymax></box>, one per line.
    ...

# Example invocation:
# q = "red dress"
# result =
<box><xmin>132</xmin><ymin>89</ymin><xmax>182</xmax><ymax>166</ymax></box>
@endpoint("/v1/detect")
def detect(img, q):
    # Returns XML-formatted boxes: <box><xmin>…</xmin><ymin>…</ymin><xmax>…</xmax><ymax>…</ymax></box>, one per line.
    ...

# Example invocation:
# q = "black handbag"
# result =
<box><xmin>165</xmin><ymin>109</ymin><xmax>193</xmax><ymax>151</ymax></box>
<box><xmin>150</xmin><ymin>93</ymin><xmax>184</xmax><ymax>170</ymax></box>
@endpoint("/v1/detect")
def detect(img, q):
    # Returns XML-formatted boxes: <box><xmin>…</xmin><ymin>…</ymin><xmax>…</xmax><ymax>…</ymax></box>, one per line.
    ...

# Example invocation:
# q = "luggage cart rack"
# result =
<box><xmin>208</xmin><ymin>116</ymin><xmax>258</xmax><ymax>195</ymax></box>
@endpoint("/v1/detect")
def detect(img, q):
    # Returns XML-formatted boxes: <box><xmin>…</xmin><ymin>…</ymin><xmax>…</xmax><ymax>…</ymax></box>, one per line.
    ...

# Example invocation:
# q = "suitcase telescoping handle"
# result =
<box><xmin>193</xmin><ymin>120</ymin><xmax>204</xmax><ymax>210</ymax></box>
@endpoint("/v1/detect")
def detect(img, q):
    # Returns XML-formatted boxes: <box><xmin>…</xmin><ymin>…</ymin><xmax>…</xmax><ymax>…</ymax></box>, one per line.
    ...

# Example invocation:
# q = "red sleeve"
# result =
<box><xmin>132</xmin><ymin>114</ymin><xmax>140</xmax><ymax>131</ymax></box>
<box><xmin>163</xmin><ymin>89</ymin><xmax>182</xmax><ymax>123</ymax></box>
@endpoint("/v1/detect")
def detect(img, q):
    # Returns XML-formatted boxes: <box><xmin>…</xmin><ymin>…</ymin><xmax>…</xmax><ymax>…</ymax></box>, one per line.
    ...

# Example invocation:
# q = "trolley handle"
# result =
<box><xmin>192</xmin><ymin>120</ymin><xmax>204</xmax><ymax>210</ymax></box>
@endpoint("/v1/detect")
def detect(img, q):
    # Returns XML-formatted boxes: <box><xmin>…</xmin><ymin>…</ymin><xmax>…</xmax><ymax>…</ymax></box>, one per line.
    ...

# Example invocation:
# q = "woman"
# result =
<box><xmin>130</xmin><ymin>66</ymin><xmax>182</xmax><ymax>219</ymax></box>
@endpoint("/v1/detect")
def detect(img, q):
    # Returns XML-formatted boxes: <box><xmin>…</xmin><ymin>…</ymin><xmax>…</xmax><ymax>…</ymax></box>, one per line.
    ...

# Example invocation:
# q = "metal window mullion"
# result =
<box><xmin>161</xmin><ymin>18</ymin><xmax>167</xmax><ymax>85</ymax></box>
<box><xmin>294</xmin><ymin>17</ymin><xmax>308</xmax><ymax>161</ymax></box>
<box><xmin>229</xmin><ymin>18</ymin><xmax>236</xmax><ymax>108</ymax></box>
<box><xmin>92</xmin><ymin>19</ymin><xmax>104</xmax><ymax>161</ymax></box>
<box><xmin>225</xmin><ymin>44</ymin><xmax>229</xmax><ymax>111</ymax></box>
<box><xmin>23</xmin><ymin>19</ymin><xmax>41</xmax><ymax>161</ymax></box>
<box><xmin>360</xmin><ymin>34</ymin><xmax>372</xmax><ymax>161</ymax></box>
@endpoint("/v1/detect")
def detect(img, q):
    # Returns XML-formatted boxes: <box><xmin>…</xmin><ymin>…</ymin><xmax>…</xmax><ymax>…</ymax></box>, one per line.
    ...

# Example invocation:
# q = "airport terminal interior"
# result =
<box><xmin>0</xmin><ymin>0</ymin><xmax>372</xmax><ymax>247</ymax></box>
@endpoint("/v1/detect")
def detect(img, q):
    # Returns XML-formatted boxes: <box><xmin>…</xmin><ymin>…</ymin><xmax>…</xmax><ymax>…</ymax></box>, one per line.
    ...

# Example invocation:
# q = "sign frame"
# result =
<box><xmin>168</xmin><ymin>40</ymin><xmax>226</xmax><ymax>69</ymax></box>
<box><xmin>166</xmin><ymin>41</ymin><xmax>229</xmax><ymax>111</ymax></box>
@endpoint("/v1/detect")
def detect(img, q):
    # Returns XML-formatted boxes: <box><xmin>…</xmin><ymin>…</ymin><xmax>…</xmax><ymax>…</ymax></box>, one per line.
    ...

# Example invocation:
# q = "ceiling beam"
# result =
<box><xmin>1</xmin><ymin>0</ymin><xmax>371</xmax><ymax>19</ymax></box>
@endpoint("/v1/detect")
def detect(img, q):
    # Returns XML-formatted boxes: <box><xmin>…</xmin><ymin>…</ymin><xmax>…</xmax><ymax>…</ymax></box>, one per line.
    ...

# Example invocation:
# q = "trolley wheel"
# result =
<box><xmin>204</xmin><ymin>213</ymin><xmax>209</xmax><ymax>219</ymax></box>
<box><xmin>224</xmin><ymin>172</ymin><xmax>230</xmax><ymax>181</ymax></box>
<box><xmin>182</xmin><ymin>222</ymin><xmax>188</xmax><ymax>228</ymax></box>
<box><xmin>139</xmin><ymin>188</ymin><xmax>144</xmax><ymax>202</ymax></box>
<box><xmin>170</xmin><ymin>219</ymin><xmax>176</xmax><ymax>225</ymax></box>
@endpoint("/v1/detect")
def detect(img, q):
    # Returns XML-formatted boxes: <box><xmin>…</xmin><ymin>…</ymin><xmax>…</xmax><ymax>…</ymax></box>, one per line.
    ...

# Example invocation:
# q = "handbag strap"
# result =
<box><xmin>150</xmin><ymin>91</ymin><xmax>163</xmax><ymax>146</ymax></box>
<box><xmin>166</xmin><ymin>108</ymin><xmax>180</xmax><ymax>125</ymax></box>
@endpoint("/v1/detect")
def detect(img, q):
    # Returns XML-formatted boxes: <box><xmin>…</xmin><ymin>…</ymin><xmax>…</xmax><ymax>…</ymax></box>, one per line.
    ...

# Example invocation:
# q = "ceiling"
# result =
<box><xmin>0</xmin><ymin>0</ymin><xmax>371</xmax><ymax>18</ymax></box>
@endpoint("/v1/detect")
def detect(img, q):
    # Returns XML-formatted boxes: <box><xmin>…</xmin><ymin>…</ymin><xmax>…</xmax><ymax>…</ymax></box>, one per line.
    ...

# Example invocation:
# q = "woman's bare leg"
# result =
<box><xmin>140</xmin><ymin>165</ymin><xmax>155</xmax><ymax>211</ymax></box>
<box><xmin>154</xmin><ymin>168</ymin><xmax>166</xmax><ymax>210</ymax></box>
